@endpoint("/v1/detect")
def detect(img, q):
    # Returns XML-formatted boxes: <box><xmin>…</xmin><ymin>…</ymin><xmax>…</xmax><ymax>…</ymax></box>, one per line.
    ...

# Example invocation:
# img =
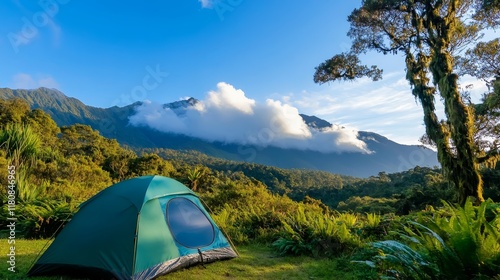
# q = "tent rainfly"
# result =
<box><xmin>28</xmin><ymin>175</ymin><xmax>237</xmax><ymax>280</ymax></box>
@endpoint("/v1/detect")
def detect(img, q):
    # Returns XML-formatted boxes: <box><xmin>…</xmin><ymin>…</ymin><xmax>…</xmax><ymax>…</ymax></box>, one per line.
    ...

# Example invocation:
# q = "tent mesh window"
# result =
<box><xmin>166</xmin><ymin>197</ymin><xmax>215</xmax><ymax>248</ymax></box>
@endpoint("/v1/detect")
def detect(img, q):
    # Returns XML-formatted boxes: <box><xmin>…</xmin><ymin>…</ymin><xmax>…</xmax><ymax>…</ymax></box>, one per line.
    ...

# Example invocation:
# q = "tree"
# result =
<box><xmin>58</xmin><ymin>124</ymin><xmax>122</xmax><ymax>165</ymax></box>
<box><xmin>128</xmin><ymin>153</ymin><xmax>175</xmax><ymax>178</ymax></box>
<box><xmin>23</xmin><ymin>108</ymin><xmax>61</xmax><ymax>150</ymax></box>
<box><xmin>102</xmin><ymin>149</ymin><xmax>136</xmax><ymax>181</ymax></box>
<box><xmin>187</xmin><ymin>166</ymin><xmax>204</xmax><ymax>192</ymax></box>
<box><xmin>0</xmin><ymin>98</ymin><xmax>30</xmax><ymax>126</ymax></box>
<box><xmin>458</xmin><ymin>38</ymin><xmax>500</xmax><ymax>166</ymax></box>
<box><xmin>314</xmin><ymin>0</ymin><xmax>499</xmax><ymax>204</ymax></box>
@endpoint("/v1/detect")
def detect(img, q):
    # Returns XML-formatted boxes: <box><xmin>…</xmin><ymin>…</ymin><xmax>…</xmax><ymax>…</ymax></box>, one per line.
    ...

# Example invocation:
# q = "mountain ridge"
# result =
<box><xmin>0</xmin><ymin>87</ymin><xmax>439</xmax><ymax>177</ymax></box>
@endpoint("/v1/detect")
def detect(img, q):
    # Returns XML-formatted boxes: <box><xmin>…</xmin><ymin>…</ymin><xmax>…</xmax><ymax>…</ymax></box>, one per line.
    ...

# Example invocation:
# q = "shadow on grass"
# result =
<box><xmin>0</xmin><ymin>252</ymin><xmax>89</xmax><ymax>280</ymax></box>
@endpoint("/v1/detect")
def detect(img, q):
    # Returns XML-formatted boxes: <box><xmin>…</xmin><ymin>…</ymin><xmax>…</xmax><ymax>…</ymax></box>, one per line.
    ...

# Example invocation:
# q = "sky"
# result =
<box><xmin>0</xmin><ymin>0</ymin><xmax>494</xmax><ymax>148</ymax></box>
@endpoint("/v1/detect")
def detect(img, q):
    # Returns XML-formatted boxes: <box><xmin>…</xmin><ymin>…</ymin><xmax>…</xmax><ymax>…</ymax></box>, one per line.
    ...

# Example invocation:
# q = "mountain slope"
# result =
<box><xmin>0</xmin><ymin>87</ymin><xmax>439</xmax><ymax>177</ymax></box>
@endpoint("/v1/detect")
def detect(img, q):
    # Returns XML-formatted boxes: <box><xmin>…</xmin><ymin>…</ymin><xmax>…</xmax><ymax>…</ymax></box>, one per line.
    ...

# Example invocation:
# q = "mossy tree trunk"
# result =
<box><xmin>314</xmin><ymin>0</ymin><xmax>499</xmax><ymax>204</ymax></box>
<box><xmin>411</xmin><ymin>1</ymin><xmax>484</xmax><ymax>204</ymax></box>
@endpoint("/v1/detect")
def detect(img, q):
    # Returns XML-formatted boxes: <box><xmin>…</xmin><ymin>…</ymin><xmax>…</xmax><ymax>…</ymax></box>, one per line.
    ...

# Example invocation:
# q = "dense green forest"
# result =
<box><xmin>146</xmin><ymin>148</ymin><xmax>500</xmax><ymax>214</ymax></box>
<box><xmin>1</xmin><ymin>97</ymin><xmax>500</xmax><ymax>279</ymax></box>
<box><xmin>0</xmin><ymin>87</ymin><xmax>441</xmax><ymax>178</ymax></box>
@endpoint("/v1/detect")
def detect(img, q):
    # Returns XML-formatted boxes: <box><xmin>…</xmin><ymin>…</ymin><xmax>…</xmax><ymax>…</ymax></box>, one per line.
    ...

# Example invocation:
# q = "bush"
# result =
<box><xmin>212</xmin><ymin>203</ymin><xmax>284</xmax><ymax>244</ymax></box>
<box><xmin>273</xmin><ymin>206</ymin><xmax>361</xmax><ymax>257</ymax></box>
<box><xmin>0</xmin><ymin>199</ymin><xmax>76</xmax><ymax>239</ymax></box>
<box><xmin>337</xmin><ymin>196</ymin><xmax>398</xmax><ymax>214</ymax></box>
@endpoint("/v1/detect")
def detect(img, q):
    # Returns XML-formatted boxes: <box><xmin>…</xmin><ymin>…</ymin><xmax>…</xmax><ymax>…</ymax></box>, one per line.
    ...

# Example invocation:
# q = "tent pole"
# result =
<box><xmin>131</xmin><ymin>212</ymin><xmax>141</xmax><ymax>278</ymax></box>
<box><xmin>199</xmin><ymin>197</ymin><xmax>239</xmax><ymax>257</ymax></box>
<box><xmin>27</xmin><ymin>209</ymin><xmax>74</xmax><ymax>273</ymax></box>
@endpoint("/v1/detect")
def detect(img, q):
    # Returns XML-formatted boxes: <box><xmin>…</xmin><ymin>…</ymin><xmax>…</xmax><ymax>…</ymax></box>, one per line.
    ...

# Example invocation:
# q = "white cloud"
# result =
<box><xmin>198</xmin><ymin>0</ymin><xmax>213</xmax><ymax>8</ymax></box>
<box><xmin>11</xmin><ymin>73</ymin><xmax>59</xmax><ymax>89</ymax></box>
<box><xmin>291</xmin><ymin>71</ymin><xmax>492</xmax><ymax>146</ymax></box>
<box><xmin>129</xmin><ymin>82</ymin><xmax>370</xmax><ymax>154</ymax></box>
<box><xmin>458</xmin><ymin>74</ymin><xmax>489</xmax><ymax>102</ymax></box>
<box><xmin>285</xmin><ymin>72</ymin><xmax>428</xmax><ymax>145</ymax></box>
<box><xmin>38</xmin><ymin>76</ymin><xmax>59</xmax><ymax>88</ymax></box>
<box><xmin>12</xmin><ymin>73</ymin><xmax>37</xmax><ymax>89</ymax></box>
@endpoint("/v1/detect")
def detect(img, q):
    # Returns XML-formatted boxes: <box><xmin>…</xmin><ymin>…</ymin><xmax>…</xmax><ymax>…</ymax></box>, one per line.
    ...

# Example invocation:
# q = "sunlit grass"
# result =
<box><xmin>0</xmin><ymin>239</ymin><xmax>376</xmax><ymax>280</ymax></box>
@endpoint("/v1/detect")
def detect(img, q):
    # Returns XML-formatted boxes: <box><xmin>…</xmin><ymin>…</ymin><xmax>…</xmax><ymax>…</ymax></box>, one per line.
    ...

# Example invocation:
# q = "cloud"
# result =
<box><xmin>11</xmin><ymin>73</ymin><xmax>59</xmax><ymax>89</ymax></box>
<box><xmin>38</xmin><ymin>76</ymin><xmax>59</xmax><ymax>88</ymax></box>
<box><xmin>198</xmin><ymin>0</ymin><xmax>213</xmax><ymax>8</ymax></box>
<box><xmin>12</xmin><ymin>73</ymin><xmax>37</xmax><ymax>89</ymax></box>
<box><xmin>129</xmin><ymin>82</ymin><xmax>369</xmax><ymax>154</ymax></box>
<box><xmin>284</xmin><ymin>72</ymin><xmax>429</xmax><ymax>145</ymax></box>
<box><xmin>458</xmin><ymin>74</ymin><xmax>489</xmax><ymax>102</ymax></box>
<box><xmin>288</xmin><ymin>71</ymin><xmax>492</xmax><ymax>146</ymax></box>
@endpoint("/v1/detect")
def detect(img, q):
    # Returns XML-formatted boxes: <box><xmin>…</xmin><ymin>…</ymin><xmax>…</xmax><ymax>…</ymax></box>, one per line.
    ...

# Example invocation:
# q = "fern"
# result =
<box><xmin>272</xmin><ymin>205</ymin><xmax>361</xmax><ymax>257</ymax></box>
<box><xmin>371</xmin><ymin>240</ymin><xmax>436</xmax><ymax>280</ymax></box>
<box><xmin>16</xmin><ymin>199</ymin><xmax>75</xmax><ymax>238</ymax></box>
<box><xmin>362</xmin><ymin>198</ymin><xmax>500</xmax><ymax>279</ymax></box>
<box><xmin>365</xmin><ymin>212</ymin><xmax>382</xmax><ymax>228</ymax></box>
<box><xmin>337</xmin><ymin>212</ymin><xmax>358</xmax><ymax>228</ymax></box>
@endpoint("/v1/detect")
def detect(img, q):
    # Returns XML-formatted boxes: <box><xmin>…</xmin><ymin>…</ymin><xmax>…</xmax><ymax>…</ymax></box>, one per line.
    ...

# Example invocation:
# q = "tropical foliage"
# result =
<box><xmin>365</xmin><ymin>198</ymin><xmax>500</xmax><ymax>279</ymax></box>
<box><xmin>0</xmin><ymin>98</ymin><xmax>498</xmax><ymax>279</ymax></box>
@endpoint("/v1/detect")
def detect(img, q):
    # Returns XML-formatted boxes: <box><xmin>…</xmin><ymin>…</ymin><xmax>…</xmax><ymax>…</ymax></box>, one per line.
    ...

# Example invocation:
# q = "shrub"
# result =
<box><xmin>1</xmin><ymin>199</ymin><xmax>76</xmax><ymax>239</ymax></box>
<box><xmin>273</xmin><ymin>206</ymin><xmax>361</xmax><ymax>257</ymax></box>
<box><xmin>211</xmin><ymin>202</ymin><xmax>284</xmax><ymax>245</ymax></box>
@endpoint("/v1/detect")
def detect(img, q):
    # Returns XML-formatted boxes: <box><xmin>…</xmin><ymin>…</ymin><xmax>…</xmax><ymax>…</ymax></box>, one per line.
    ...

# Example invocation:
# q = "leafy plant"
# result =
<box><xmin>16</xmin><ymin>199</ymin><xmax>76</xmax><ymax>238</ymax></box>
<box><xmin>15</xmin><ymin>167</ymin><xmax>44</xmax><ymax>203</ymax></box>
<box><xmin>364</xmin><ymin>198</ymin><xmax>500</xmax><ymax>279</ymax></box>
<box><xmin>367</xmin><ymin>239</ymin><xmax>437</xmax><ymax>279</ymax></box>
<box><xmin>273</xmin><ymin>206</ymin><xmax>361</xmax><ymax>257</ymax></box>
<box><xmin>336</xmin><ymin>212</ymin><xmax>358</xmax><ymax>228</ymax></box>
<box><xmin>0</xmin><ymin>123</ymin><xmax>40</xmax><ymax>168</ymax></box>
<box><xmin>364</xmin><ymin>213</ymin><xmax>381</xmax><ymax>228</ymax></box>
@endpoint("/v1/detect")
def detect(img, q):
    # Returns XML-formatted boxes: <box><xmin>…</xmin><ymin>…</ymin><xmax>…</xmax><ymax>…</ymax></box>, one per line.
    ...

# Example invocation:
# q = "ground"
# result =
<box><xmin>0</xmin><ymin>239</ymin><xmax>376</xmax><ymax>279</ymax></box>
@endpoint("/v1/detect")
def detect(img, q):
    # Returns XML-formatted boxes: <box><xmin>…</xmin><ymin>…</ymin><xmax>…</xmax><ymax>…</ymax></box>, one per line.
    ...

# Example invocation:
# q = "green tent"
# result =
<box><xmin>28</xmin><ymin>175</ymin><xmax>237</xmax><ymax>279</ymax></box>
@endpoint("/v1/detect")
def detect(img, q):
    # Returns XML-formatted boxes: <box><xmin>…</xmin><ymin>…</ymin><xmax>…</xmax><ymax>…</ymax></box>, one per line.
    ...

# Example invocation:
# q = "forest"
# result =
<box><xmin>0</xmin><ymin>97</ymin><xmax>499</xmax><ymax>279</ymax></box>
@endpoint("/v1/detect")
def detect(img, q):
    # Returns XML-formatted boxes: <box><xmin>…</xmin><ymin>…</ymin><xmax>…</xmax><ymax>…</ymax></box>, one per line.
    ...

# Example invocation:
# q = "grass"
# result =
<box><xmin>0</xmin><ymin>239</ymin><xmax>376</xmax><ymax>280</ymax></box>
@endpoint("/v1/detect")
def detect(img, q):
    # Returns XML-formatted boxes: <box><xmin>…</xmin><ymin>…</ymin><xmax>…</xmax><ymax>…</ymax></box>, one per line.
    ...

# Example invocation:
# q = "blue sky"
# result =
<box><xmin>0</xmin><ymin>0</ymin><xmax>493</xmax><ymax>146</ymax></box>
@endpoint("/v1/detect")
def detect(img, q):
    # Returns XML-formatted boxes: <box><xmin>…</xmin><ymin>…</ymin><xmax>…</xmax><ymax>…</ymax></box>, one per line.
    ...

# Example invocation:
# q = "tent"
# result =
<box><xmin>28</xmin><ymin>175</ymin><xmax>237</xmax><ymax>279</ymax></box>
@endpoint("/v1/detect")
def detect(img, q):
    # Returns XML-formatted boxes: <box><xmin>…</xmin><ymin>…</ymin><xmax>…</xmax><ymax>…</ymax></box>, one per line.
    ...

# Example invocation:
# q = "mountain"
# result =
<box><xmin>0</xmin><ymin>87</ymin><xmax>439</xmax><ymax>177</ymax></box>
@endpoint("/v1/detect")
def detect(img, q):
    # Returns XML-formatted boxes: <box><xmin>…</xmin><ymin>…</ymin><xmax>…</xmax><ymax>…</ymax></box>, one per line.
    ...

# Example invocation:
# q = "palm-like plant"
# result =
<box><xmin>0</xmin><ymin>124</ymin><xmax>41</xmax><ymax>203</ymax></box>
<box><xmin>0</xmin><ymin>123</ymin><xmax>40</xmax><ymax>167</ymax></box>
<box><xmin>187</xmin><ymin>166</ymin><xmax>203</xmax><ymax>191</ymax></box>
<box><xmin>17</xmin><ymin>199</ymin><xmax>75</xmax><ymax>238</ymax></box>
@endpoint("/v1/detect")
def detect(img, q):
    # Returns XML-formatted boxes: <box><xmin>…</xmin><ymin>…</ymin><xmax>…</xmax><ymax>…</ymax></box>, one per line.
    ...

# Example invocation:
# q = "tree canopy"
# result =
<box><xmin>314</xmin><ymin>0</ymin><xmax>500</xmax><ymax>204</ymax></box>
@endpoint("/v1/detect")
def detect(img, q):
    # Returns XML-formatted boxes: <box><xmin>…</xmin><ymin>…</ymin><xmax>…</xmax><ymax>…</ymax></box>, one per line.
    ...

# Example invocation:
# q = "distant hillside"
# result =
<box><xmin>0</xmin><ymin>87</ymin><xmax>439</xmax><ymax>177</ymax></box>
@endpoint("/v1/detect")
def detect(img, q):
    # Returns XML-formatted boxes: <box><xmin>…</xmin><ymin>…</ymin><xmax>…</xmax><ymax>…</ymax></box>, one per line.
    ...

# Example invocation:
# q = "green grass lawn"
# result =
<box><xmin>0</xmin><ymin>239</ymin><xmax>376</xmax><ymax>280</ymax></box>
